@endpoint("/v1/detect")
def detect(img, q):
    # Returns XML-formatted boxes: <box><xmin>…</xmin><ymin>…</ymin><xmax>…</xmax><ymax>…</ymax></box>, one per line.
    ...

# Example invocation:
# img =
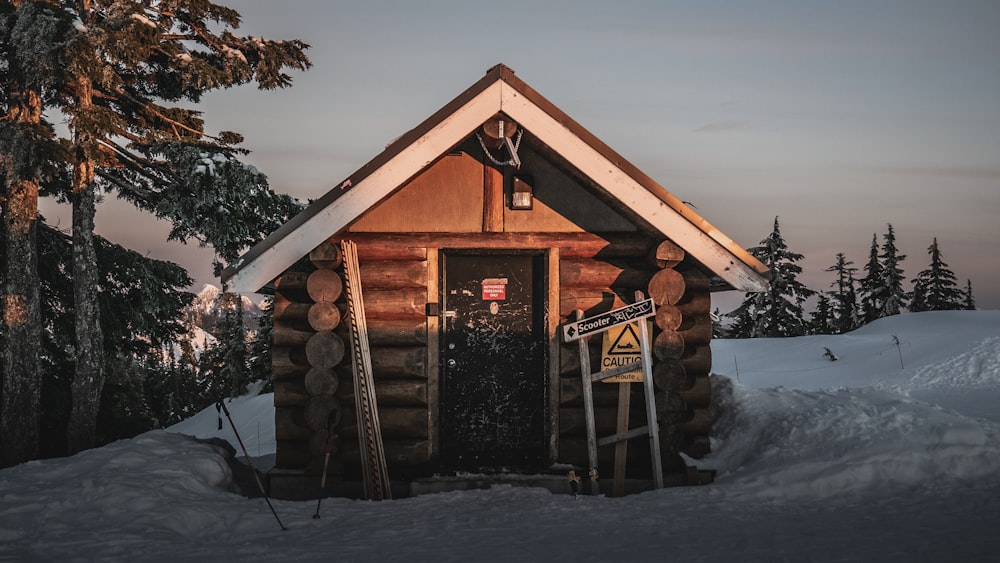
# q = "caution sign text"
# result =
<box><xmin>600</xmin><ymin>321</ymin><xmax>650</xmax><ymax>382</ymax></box>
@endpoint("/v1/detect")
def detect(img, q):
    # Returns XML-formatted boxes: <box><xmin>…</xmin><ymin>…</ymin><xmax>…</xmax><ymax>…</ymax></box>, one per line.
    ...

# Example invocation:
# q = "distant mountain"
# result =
<box><xmin>183</xmin><ymin>284</ymin><xmax>262</xmax><ymax>338</ymax></box>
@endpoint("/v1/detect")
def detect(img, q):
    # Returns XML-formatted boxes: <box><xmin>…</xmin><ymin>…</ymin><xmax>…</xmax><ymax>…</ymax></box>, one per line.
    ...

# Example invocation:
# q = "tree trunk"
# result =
<box><xmin>1</xmin><ymin>88</ymin><xmax>43</xmax><ymax>467</ymax></box>
<box><xmin>67</xmin><ymin>73</ymin><xmax>104</xmax><ymax>455</ymax></box>
<box><xmin>67</xmin><ymin>162</ymin><xmax>103</xmax><ymax>453</ymax></box>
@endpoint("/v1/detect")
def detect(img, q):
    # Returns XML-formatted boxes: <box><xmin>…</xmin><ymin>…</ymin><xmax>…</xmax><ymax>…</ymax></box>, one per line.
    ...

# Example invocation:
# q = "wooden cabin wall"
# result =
<box><xmin>271</xmin><ymin>238</ymin><xmax>436</xmax><ymax>477</ymax></box>
<box><xmin>269</xmin><ymin>144</ymin><xmax>717</xmax><ymax>483</ymax></box>
<box><xmin>271</xmin><ymin>243</ymin><xmax>347</xmax><ymax>474</ymax></box>
<box><xmin>270</xmin><ymin>231</ymin><xmax>714</xmax><ymax>483</ymax></box>
<box><xmin>331</xmin><ymin>237</ymin><xmax>433</xmax><ymax>475</ymax></box>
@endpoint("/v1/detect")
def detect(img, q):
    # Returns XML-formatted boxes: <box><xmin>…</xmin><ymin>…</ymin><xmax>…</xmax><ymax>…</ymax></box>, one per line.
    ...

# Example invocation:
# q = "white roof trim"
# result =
<box><xmin>498</xmin><ymin>83</ymin><xmax>769</xmax><ymax>292</ymax></box>
<box><xmin>225</xmin><ymin>81</ymin><xmax>504</xmax><ymax>293</ymax></box>
<box><xmin>226</xmin><ymin>76</ymin><xmax>768</xmax><ymax>293</ymax></box>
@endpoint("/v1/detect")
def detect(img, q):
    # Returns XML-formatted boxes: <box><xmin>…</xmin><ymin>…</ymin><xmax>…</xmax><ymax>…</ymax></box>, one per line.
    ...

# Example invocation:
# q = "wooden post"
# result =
<box><xmin>426</xmin><ymin>247</ymin><xmax>440</xmax><ymax>460</ymax></box>
<box><xmin>483</xmin><ymin>163</ymin><xmax>504</xmax><ymax>232</ymax></box>
<box><xmin>636</xmin><ymin>291</ymin><xmax>664</xmax><ymax>490</ymax></box>
<box><xmin>612</xmin><ymin>382</ymin><xmax>630</xmax><ymax>497</ymax></box>
<box><xmin>573</xmin><ymin>309</ymin><xmax>600</xmax><ymax>495</ymax></box>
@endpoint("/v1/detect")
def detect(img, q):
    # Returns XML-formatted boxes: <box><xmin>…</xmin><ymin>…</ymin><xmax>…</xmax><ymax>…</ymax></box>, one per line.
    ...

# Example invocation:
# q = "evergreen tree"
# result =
<box><xmin>727</xmin><ymin>217</ymin><xmax>814</xmax><ymax>337</ymax></box>
<box><xmin>808</xmin><ymin>293</ymin><xmax>836</xmax><ymax>335</ymax></box>
<box><xmin>963</xmin><ymin>279</ymin><xmax>976</xmax><ymax>310</ymax></box>
<box><xmin>2</xmin><ymin>0</ymin><xmax>309</xmax><ymax>454</ymax></box>
<box><xmin>247</xmin><ymin>297</ymin><xmax>275</xmax><ymax>391</ymax></box>
<box><xmin>0</xmin><ymin>0</ymin><xmax>71</xmax><ymax>466</ymax></box>
<box><xmin>145</xmin><ymin>357</ymin><xmax>203</xmax><ymax>428</ymax></box>
<box><xmin>710</xmin><ymin>308</ymin><xmax>724</xmax><ymax>339</ymax></box>
<box><xmin>217</xmin><ymin>292</ymin><xmax>250</xmax><ymax>397</ymax></box>
<box><xmin>824</xmin><ymin>252</ymin><xmax>860</xmax><ymax>333</ymax></box>
<box><xmin>727</xmin><ymin>304</ymin><xmax>757</xmax><ymax>339</ymax></box>
<box><xmin>858</xmin><ymin>234</ymin><xmax>882</xmax><ymax>324</ymax></box>
<box><xmin>909</xmin><ymin>238</ymin><xmax>963</xmax><ymax>312</ymax></box>
<box><xmin>879</xmin><ymin>224</ymin><xmax>907</xmax><ymax>316</ymax></box>
<box><xmin>34</xmin><ymin>220</ymin><xmax>194</xmax><ymax>454</ymax></box>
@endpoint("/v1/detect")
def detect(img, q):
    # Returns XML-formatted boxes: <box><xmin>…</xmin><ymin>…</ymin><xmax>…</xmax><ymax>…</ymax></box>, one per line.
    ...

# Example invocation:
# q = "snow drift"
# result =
<box><xmin>1</xmin><ymin>310</ymin><xmax>998</xmax><ymax>561</ymax></box>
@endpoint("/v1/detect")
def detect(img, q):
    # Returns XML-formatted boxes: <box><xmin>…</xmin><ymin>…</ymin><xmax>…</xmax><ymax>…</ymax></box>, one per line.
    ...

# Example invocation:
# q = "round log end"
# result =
<box><xmin>653</xmin><ymin>329</ymin><xmax>685</xmax><ymax>361</ymax></box>
<box><xmin>308</xmin><ymin>301</ymin><xmax>342</xmax><ymax>332</ymax></box>
<box><xmin>304</xmin><ymin>366</ymin><xmax>340</xmax><ymax>396</ymax></box>
<box><xmin>305</xmin><ymin>331</ymin><xmax>346</xmax><ymax>369</ymax></box>
<box><xmin>307</xmin><ymin>269</ymin><xmax>344</xmax><ymax>303</ymax></box>
<box><xmin>309</xmin><ymin>240</ymin><xmax>344</xmax><ymax>270</ymax></box>
<box><xmin>647</xmin><ymin>268</ymin><xmax>686</xmax><ymax>306</ymax></box>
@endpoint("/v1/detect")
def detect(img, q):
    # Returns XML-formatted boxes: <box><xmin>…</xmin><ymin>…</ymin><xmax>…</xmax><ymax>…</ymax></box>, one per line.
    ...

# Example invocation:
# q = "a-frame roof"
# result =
<box><xmin>222</xmin><ymin>64</ymin><xmax>770</xmax><ymax>293</ymax></box>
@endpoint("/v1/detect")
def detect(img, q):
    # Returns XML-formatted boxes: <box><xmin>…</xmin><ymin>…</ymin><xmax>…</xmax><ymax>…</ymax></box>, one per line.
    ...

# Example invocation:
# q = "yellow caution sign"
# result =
<box><xmin>600</xmin><ymin>321</ymin><xmax>651</xmax><ymax>382</ymax></box>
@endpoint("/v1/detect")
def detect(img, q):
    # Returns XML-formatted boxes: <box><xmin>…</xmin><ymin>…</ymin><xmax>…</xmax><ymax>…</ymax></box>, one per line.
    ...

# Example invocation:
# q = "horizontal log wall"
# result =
<box><xmin>327</xmin><ymin>235</ymin><xmax>433</xmax><ymax>474</ymax></box>
<box><xmin>272</xmin><ymin>232</ymin><xmax>718</xmax><ymax>483</ymax></box>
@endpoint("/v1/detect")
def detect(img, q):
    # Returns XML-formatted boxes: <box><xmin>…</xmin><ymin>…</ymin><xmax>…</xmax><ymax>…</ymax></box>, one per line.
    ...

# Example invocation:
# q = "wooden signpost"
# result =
<box><xmin>563</xmin><ymin>292</ymin><xmax>663</xmax><ymax>494</ymax></box>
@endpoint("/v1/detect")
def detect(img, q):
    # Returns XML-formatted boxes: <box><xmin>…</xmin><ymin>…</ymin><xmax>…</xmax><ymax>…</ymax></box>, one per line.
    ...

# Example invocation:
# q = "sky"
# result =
<box><xmin>39</xmin><ymin>0</ymin><xmax>1000</xmax><ymax>311</ymax></box>
<box><xmin>3</xmin><ymin>311</ymin><xmax>1000</xmax><ymax>559</ymax></box>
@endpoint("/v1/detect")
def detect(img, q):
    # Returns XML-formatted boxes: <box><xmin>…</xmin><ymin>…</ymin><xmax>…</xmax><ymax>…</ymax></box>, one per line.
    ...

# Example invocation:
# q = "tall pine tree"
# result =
<box><xmin>0</xmin><ymin>0</ymin><xmax>71</xmax><ymax>466</ymax></box>
<box><xmin>879</xmin><ymin>224</ymin><xmax>907</xmax><ymax>316</ymax></box>
<box><xmin>858</xmin><ymin>234</ymin><xmax>883</xmax><ymax>324</ymax></box>
<box><xmin>3</xmin><ymin>0</ymin><xmax>310</xmax><ymax>457</ymax></box>
<box><xmin>909</xmin><ymin>238</ymin><xmax>963</xmax><ymax>312</ymax></box>
<box><xmin>858</xmin><ymin>225</ymin><xmax>908</xmax><ymax>322</ymax></box>
<box><xmin>962</xmin><ymin>280</ymin><xmax>976</xmax><ymax>310</ymax></box>
<box><xmin>824</xmin><ymin>252</ymin><xmax>860</xmax><ymax>333</ymax></box>
<box><xmin>58</xmin><ymin>0</ymin><xmax>308</xmax><ymax>453</ymax></box>
<box><xmin>727</xmin><ymin>217</ymin><xmax>814</xmax><ymax>337</ymax></box>
<box><xmin>808</xmin><ymin>293</ymin><xmax>836</xmax><ymax>335</ymax></box>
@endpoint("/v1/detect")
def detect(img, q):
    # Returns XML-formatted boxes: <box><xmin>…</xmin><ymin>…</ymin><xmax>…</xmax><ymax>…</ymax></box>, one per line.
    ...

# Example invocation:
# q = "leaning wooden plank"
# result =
<box><xmin>341</xmin><ymin>239</ymin><xmax>392</xmax><ymax>500</ymax></box>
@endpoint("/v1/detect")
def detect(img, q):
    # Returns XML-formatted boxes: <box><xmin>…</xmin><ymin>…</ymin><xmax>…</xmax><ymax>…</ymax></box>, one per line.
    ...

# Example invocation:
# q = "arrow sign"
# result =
<box><xmin>562</xmin><ymin>298</ymin><xmax>656</xmax><ymax>342</ymax></box>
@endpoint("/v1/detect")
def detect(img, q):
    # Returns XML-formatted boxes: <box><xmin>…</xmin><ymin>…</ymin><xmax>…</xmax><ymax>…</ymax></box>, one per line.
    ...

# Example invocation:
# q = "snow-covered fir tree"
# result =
<box><xmin>909</xmin><ymin>238</ymin><xmax>964</xmax><ymax>312</ymax></box>
<box><xmin>808</xmin><ymin>293</ymin><xmax>836</xmax><ymax>335</ymax></box>
<box><xmin>824</xmin><ymin>252</ymin><xmax>860</xmax><ymax>333</ymax></box>
<box><xmin>727</xmin><ymin>217</ymin><xmax>815</xmax><ymax>337</ymax></box>
<box><xmin>859</xmin><ymin>225</ymin><xmax>909</xmax><ymax>322</ymax></box>
<box><xmin>858</xmin><ymin>234</ymin><xmax>883</xmax><ymax>324</ymax></box>
<box><xmin>879</xmin><ymin>224</ymin><xmax>908</xmax><ymax>316</ymax></box>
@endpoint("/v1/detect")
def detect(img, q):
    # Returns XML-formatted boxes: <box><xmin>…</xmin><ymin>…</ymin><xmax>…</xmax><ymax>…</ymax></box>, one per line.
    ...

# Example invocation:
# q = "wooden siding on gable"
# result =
<box><xmin>504</xmin><ymin>144</ymin><xmax>635</xmax><ymax>233</ymax></box>
<box><xmin>348</xmin><ymin>138</ymin><xmax>637</xmax><ymax>236</ymax></box>
<box><xmin>348</xmin><ymin>152</ymin><xmax>484</xmax><ymax>233</ymax></box>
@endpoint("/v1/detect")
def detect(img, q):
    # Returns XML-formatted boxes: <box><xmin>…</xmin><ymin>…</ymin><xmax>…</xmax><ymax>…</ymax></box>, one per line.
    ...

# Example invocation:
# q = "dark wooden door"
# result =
<box><xmin>440</xmin><ymin>253</ymin><xmax>546</xmax><ymax>469</ymax></box>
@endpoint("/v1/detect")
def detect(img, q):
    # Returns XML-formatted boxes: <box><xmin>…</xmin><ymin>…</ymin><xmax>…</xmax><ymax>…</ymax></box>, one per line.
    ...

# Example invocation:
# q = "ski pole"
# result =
<box><xmin>313</xmin><ymin>411</ymin><xmax>337</xmax><ymax>519</ymax></box>
<box><xmin>216</xmin><ymin>400</ymin><xmax>287</xmax><ymax>531</ymax></box>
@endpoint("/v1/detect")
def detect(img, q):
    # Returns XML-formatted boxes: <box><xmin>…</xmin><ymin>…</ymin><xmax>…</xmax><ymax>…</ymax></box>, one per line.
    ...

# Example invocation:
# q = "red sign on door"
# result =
<box><xmin>481</xmin><ymin>278</ymin><xmax>507</xmax><ymax>300</ymax></box>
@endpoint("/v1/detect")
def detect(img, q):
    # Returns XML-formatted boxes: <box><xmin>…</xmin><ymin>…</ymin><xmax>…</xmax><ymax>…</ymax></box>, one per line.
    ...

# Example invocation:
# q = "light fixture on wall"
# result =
<box><xmin>512</xmin><ymin>175</ymin><xmax>533</xmax><ymax>210</ymax></box>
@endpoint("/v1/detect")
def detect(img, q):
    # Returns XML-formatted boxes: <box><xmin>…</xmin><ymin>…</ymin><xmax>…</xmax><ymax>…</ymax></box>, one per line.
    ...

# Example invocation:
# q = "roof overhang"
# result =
<box><xmin>223</xmin><ymin>65</ymin><xmax>769</xmax><ymax>294</ymax></box>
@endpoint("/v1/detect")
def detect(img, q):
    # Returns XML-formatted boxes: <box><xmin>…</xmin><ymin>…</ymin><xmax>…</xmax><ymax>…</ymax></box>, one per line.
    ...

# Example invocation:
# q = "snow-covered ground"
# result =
<box><xmin>2</xmin><ymin>310</ymin><xmax>998</xmax><ymax>561</ymax></box>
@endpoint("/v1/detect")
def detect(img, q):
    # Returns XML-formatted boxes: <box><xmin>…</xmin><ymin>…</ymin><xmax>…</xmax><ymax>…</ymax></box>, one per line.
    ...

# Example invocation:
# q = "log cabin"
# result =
<box><xmin>222</xmin><ymin>64</ymin><xmax>770</xmax><ymax>498</ymax></box>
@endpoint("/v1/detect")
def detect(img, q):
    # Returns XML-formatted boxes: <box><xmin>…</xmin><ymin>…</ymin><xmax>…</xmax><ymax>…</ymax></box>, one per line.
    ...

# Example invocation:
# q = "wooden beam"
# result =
<box><xmin>483</xmin><ymin>163</ymin><xmax>504</xmax><ymax>232</ymax></box>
